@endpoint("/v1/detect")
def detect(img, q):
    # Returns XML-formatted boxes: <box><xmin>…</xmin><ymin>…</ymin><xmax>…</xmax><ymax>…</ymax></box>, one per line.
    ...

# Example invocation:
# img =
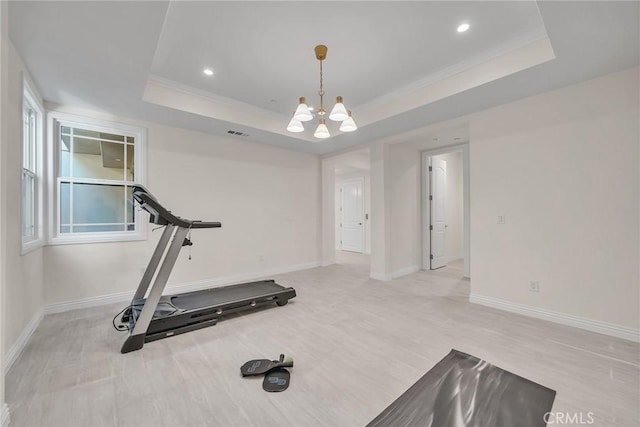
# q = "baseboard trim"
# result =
<box><xmin>469</xmin><ymin>294</ymin><xmax>640</xmax><ymax>343</ymax></box>
<box><xmin>371</xmin><ymin>265</ymin><xmax>421</xmax><ymax>282</ymax></box>
<box><xmin>390</xmin><ymin>265</ymin><xmax>420</xmax><ymax>280</ymax></box>
<box><xmin>1</xmin><ymin>403</ymin><xmax>9</xmax><ymax>427</ymax></box>
<box><xmin>45</xmin><ymin>290</ymin><xmax>132</xmax><ymax>315</ymax></box>
<box><xmin>442</xmin><ymin>255</ymin><xmax>463</xmax><ymax>264</ymax></box>
<box><xmin>370</xmin><ymin>272</ymin><xmax>388</xmax><ymax>281</ymax></box>
<box><xmin>4</xmin><ymin>307</ymin><xmax>44</xmax><ymax>374</ymax></box>
<box><xmin>45</xmin><ymin>261</ymin><xmax>322</xmax><ymax>315</ymax></box>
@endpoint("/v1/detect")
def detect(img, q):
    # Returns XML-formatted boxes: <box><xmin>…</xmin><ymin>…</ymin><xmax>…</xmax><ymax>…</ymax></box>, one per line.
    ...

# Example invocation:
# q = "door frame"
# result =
<box><xmin>339</xmin><ymin>176</ymin><xmax>365</xmax><ymax>253</ymax></box>
<box><xmin>421</xmin><ymin>144</ymin><xmax>470</xmax><ymax>277</ymax></box>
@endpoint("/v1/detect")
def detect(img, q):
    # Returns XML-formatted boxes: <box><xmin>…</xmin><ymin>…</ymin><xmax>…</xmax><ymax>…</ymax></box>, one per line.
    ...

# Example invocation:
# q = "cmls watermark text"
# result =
<box><xmin>544</xmin><ymin>412</ymin><xmax>595</xmax><ymax>425</ymax></box>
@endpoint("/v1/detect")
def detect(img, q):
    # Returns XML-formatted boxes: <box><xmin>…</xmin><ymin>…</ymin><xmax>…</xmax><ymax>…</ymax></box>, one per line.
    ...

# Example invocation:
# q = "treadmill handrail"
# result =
<box><xmin>132</xmin><ymin>185</ymin><xmax>222</xmax><ymax>229</ymax></box>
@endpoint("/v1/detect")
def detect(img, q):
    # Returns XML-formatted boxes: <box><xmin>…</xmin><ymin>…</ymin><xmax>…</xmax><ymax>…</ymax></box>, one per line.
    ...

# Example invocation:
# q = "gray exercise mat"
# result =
<box><xmin>367</xmin><ymin>349</ymin><xmax>556</xmax><ymax>427</ymax></box>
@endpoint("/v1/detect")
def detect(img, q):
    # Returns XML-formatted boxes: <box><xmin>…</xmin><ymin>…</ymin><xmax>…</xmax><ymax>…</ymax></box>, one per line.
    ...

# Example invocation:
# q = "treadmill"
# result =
<box><xmin>119</xmin><ymin>185</ymin><xmax>296</xmax><ymax>353</ymax></box>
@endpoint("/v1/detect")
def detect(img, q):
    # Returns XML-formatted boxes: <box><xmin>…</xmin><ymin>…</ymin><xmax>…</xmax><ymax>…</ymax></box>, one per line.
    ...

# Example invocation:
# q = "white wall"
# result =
<box><xmin>369</xmin><ymin>142</ymin><xmax>391</xmax><ymax>279</ymax></box>
<box><xmin>389</xmin><ymin>144</ymin><xmax>421</xmax><ymax>275</ymax></box>
<box><xmin>0</xmin><ymin>0</ymin><xmax>8</xmax><ymax>420</ymax></box>
<box><xmin>432</xmin><ymin>151</ymin><xmax>463</xmax><ymax>260</ymax></box>
<box><xmin>469</xmin><ymin>67</ymin><xmax>639</xmax><ymax>330</ymax></box>
<box><xmin>43</xmin><ymin>106</ymin><xmax>321</xmax><ymax>304</ymax></box>
<box><xmin>3</xmin><ymin>41</ymin><xmax>45</xmax><ymax>367</ymax></box>
<box><xmin>320</xmin><ymin>158</ymin><xmax>336</xmax><ymax>266</ymax></box>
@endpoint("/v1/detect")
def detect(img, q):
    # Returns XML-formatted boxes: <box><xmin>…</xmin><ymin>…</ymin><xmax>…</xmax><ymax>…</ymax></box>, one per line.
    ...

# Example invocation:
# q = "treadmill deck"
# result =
<box><xmin>171</xmin><ymin>280</ymin><xmax>287</xmax><ymax>310</ymax></box>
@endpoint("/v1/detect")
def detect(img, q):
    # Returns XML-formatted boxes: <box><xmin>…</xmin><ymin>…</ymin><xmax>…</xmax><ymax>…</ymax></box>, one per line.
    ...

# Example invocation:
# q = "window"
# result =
<box><xmin>48</xmin><ymin>112</ymin><xmax>146</xmax><ymax>244</ymax></box>
<box><xmin>22</xmin><ymin>80</ymin><xmax>44</xmax><ymax>254</ymax></box>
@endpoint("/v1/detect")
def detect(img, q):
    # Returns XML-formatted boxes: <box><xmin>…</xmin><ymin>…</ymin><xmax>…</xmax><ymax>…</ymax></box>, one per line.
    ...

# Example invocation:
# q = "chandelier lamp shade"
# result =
<box><xmin>293</xmin><ymin>97</ymin><xmax>313</xmax><ymax>122</ymax></box>
<box><xmin>314</xmin><ymin>119</ymin><xmax>331</xmax><ymax>139</ymax></box>
<box><xmin>286</xmin><ymin>116</ymin><xmax>305</xmax><ymax>132</ymax></box>
<box><xmin>287</xmin><ymin>45</ymin><xmax>357</xmax><ymax>139</ymax></box>
<box><xmin>339</xmin><ymin>110</ymin><xmax>357</xmax><ymax>132</ymax></box>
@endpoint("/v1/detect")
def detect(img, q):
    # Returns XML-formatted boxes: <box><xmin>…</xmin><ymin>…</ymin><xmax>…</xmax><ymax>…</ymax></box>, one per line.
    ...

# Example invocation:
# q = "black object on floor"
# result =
<box><xmin>240</xmin><ymin>354</ymin><xmax>294</xmax><ymax>377</ymax></box>
<box><xmin>367</xmin><ymin>349</ymin><xmax>556</xmax><ymax>427</ymax></box>
<box><xmin>262</xmin><ymin>368</ymin><xmax>291</xmax><ymax>392</ymax></box>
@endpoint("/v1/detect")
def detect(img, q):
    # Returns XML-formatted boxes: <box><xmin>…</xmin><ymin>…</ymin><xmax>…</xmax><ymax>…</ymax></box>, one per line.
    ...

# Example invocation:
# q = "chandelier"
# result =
<box><xmin>286</xmin><ymin>45</ymin><xmax>357</xmax><ymax>139</ymax></box>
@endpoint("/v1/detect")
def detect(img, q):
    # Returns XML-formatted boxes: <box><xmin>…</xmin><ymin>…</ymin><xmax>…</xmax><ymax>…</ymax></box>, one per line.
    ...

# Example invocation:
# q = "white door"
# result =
<box><xmin>340</xmin><ymin>178</ymin><xmax>365</xmax><ymax>253</ymax></box>
<box><xmin>430</xmin><ymin>158</ymin><xmax>447</xmax><ymax>269</ymax></box>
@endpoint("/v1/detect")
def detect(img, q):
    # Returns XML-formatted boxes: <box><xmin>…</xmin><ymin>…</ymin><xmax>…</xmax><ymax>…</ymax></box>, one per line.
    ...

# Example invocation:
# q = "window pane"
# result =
<box><xmin>60</xmin><ymin>181</ymin><xmax>71</xmax><ymax>225</ymax></box>
<box><xmin>101</xmin><ymin>141</ymin><xmax>126</xmax><ymax>180</ymax></box>
<box><xmin>60</xmin><ymin>225</ymin><xmax>71</xmax><ymax>234</ymax></box>
<box><xmin>126</xmin><ymin>144</ymin><xmax>134</xmax><ymax>181</ymax></box>
<box><xmin>126</xmin><ymin>136</ymin><xmax>135</xmax><ymax>144</ymax></box>
<box><xmin>71</xmin><ymin>138</ymin><xmax>125</xmax><ymax>180</ymax></box>
<box><xmin>72</xmin><ymin>183</ymin><xmax>125</xmax><ymax>225</ymax></box>
<box><xmin>23</xmin><ymin>108</ymin><xmax>34</xmax><ymax>170</ymax></box>
<box><xmin>61</xmin><ymin>126</ymin><xmax>71</xmax><ymax>135</ymax></box>
<box><xmin>126</xmin><ymin>186</ymin><xmax>135</xmax><ymax>223</ymax></box>
<box><xmin>22</xmin><ymin>173</ymin><xmax>34</xmax><ymax>238</ymax></box>
<box><xmin>61</xmin><ymin>134</ymin><xmax>71</xmax><ymax>151</ymax></box>
<box><xmin>60</xmin><ymin>141</ymin><xmax>71</xmax><ymax>177</ymax></box>
<box><xmin>23</xmin><ymin>112</ymin><xmax>29</xmax><ymax>169</ymax></box>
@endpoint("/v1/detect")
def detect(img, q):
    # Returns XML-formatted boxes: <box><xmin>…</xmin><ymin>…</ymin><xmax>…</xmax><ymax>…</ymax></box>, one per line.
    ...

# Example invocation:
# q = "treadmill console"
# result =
<box><xmin>131</xmin><ymin>185</ymin><xmax>221</xmax><ymax>229</ymax></box>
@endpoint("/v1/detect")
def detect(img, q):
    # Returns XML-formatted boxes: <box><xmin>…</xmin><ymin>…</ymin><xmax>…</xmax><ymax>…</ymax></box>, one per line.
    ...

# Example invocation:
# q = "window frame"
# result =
<box><xmin>21</xmin><ymin>78</ymin><xmax>44</xmax><ymax>255</ymax></box>
<box><xmin>47</xmin><ymin>111</ymin><xmax>147</xmax><ymax>245</ymax></box>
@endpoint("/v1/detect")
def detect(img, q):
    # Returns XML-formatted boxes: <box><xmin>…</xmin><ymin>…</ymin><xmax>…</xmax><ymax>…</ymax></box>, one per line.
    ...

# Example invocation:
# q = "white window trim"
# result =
<box><xmin>21</xmin><ymin>77</ymin><xmax>44</xmax><ymax>255</ymax></box>
<box><xmin>47</xmin><ymin>111</ymin><xmax>148</xmax><ymax>245</ymax></box>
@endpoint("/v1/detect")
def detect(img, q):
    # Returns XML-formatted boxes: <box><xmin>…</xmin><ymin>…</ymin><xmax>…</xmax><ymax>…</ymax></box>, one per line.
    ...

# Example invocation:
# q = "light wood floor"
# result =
<box><xmin>6</xmin><ymin>252</ymin><xmax>639</xmax><ymax>426</ymax></box>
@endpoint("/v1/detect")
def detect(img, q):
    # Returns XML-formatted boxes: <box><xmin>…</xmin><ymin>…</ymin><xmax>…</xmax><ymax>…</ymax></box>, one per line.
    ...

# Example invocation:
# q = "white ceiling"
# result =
<box><xmin>151</xmin><ymin>1</ymin><xmax>546</xmax><ymax>114</ymax></box>
<box><xmin>8</xmin><ymin>1</ymin><xmax>639</xmax><ymax>156</ymax></box>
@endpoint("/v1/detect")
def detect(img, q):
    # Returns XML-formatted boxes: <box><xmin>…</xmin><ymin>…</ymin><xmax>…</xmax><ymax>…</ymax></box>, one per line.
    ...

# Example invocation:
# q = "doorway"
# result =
<box><xmin>339</xmin><ymin>177</ymin><xmax>365</xmax><ymax>253</ymax></box>
<box><xmin>422</xmin><ymin>144</ymin><xmax>469</xmax><ymax>277</ymax></box>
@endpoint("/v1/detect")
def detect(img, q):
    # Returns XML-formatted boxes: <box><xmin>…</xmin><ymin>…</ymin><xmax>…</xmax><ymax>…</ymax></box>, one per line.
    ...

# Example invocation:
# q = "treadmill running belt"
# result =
<box><xmin>171</xmin><ymin>280</ymin><xmax>286</xmax><ymax>310</ymax></box>
<box><xmin>367</xmin><ymin>349</ymin><xmax>556</xmax><ymax>427</ymax></box>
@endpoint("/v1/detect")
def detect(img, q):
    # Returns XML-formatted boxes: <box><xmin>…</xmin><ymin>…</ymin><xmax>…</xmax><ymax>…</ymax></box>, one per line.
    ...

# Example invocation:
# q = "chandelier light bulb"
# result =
<box><xmin>314</xmin><ymin>119</ymin><xmax>330</xmax><ymax>139</ymax></box>
<box><xmin>293</xmin><ymin>97</ymin><xmax>313</xmax><ymax>122</ymax></box>
<box><xmin>339</xmin><ymin>111</ymin><xmax>358</xmax><ymax>132</ymax></box>
<box><xmin>286</xmin><ymin>116</ymin><xmax>305</xmax><ymax>132</ymax></box>
<box><xmin>329</xmin><ymin>96</ymin><xmax>349</xmax><ymax>121</ymax></box>
<box><xmin>457</xmin><ymin>23</ymin><xmax>470</xmax><ymax>33</ymax></box>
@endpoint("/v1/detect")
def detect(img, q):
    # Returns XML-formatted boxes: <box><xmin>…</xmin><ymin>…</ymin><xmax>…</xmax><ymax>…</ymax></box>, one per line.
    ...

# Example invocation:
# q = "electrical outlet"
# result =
<box><xmin>529</xmin><ymin>281</ymin><xmax>540</xmax><ymax>292</ymax></box>
<box><xmin>497</xmin><ymin>215</ymin><xmax>506</xmax><ymax>225</ymax></box>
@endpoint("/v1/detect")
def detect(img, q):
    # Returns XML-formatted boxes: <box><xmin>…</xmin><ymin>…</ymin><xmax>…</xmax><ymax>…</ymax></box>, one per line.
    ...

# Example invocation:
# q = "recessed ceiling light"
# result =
<box><xmin>203</xmin><ymin>68</ymin><xmax>214</xmax><ymax>76</ymax></box>
<box><xmin>457</xmin><ymin>23</ymin><xmax>470</xmax><ymax>33</ymax></box>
